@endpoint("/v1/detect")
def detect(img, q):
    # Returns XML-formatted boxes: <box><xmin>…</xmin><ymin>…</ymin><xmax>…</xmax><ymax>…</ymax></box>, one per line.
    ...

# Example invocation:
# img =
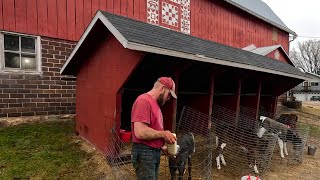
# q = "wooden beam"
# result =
<box><xmin>255</xmin><ymin>79</ymin><xmax>262</xmax><ymax>119</ymax></box>
<box><xmin>234</xmin><ymin>78</ymin><xmax>243</xmax><ymax>125</ymax></box>
<box><xmin>208</xmin><ymin>66</ymin><xmax>215</xmax><ymax>129</ymax></box>
<box><xmin>171</xmin><ymin>76</ymin><xmax>178</xmax><ymax>132</ymax></box>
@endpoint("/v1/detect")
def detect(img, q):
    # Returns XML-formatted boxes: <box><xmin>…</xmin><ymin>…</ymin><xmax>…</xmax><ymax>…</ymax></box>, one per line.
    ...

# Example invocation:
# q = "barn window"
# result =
<box><xmin>0</xmin><ymin>32</ymin><xmax>41</xmax><ymax>73</ymax></box>
<box><xmin>272</xmin><ymin>27</ymin><xmax>278</xmax><ymax>41</ymax></box>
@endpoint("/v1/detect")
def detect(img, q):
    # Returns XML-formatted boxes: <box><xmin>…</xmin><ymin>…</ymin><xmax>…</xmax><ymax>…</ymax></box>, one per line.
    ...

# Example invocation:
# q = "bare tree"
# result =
<box><xmin>290</xmin><ymin>39</ymin><xmax>320</xmax><ymax>74</ymax></box>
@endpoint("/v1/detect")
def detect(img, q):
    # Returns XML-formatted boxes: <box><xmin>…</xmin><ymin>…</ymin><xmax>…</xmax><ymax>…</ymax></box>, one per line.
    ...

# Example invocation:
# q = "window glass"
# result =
<box><xmin>4</xmin><ymin>35</ymin><xmax>19</xmax><ymax>51</ymax></box>
<box><xmin>21</xmin><ymin>54</ymin><xmax>36</xmax><ymax>70</ymax></box>
<box><xmin>5</xmin><ymin>52</ymin><xmax>20</xmax><ymax>68</ymax></box>
<box><xmin>3</xmin><ymin>34</ymin><xmax>37</xmax><ymax>71</ymax></box>
<box><xmin>21</xmin><ymin>37</ymin><xmax>35</xmax><ymax>53</ymax></box>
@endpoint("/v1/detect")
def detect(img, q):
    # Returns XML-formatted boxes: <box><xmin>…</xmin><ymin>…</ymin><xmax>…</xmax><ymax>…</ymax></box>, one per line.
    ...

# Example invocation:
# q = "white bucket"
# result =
<box><xmin>241</xmin><ymin>175</ymin><xmax>261</xmax><ymax>180</ymax></box>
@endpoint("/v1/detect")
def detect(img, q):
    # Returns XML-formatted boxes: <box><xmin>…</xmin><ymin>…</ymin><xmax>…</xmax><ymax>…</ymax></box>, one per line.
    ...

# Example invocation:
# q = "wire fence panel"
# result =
<box><xmin>169</xmin><ymin>106</ymin><xmax>213</xmax><ymax>180</ymax></box>
<box><xmin>105</xmin><ymin>128</ymin><xmax>134</xmax><ymax>180</ymax></box>
<box><xmin>103</xmin><ymin>105</ymin><xmax>310</xmax><ymax>179</ymax></box>
<box><xmin>212</xmin><ymin>105</ymin><xmax>277</xmax><ymax>176</ymax></box>
<box><xmin>270</xmin><ymin>125</ymin><xmax>309</xmax><ymax>165</ymax></box>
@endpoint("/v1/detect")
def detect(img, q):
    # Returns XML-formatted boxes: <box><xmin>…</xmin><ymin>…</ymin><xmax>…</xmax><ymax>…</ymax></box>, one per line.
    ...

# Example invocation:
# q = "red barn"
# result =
<box><xmin>59</xmin><ymin>1</ymin><xmax>308</xmax><ymax>154</ymax></box>
<box><xmin>0</xmin><ymin>0</ymin><xmax>309</xmax><ymax>154</ymax></box>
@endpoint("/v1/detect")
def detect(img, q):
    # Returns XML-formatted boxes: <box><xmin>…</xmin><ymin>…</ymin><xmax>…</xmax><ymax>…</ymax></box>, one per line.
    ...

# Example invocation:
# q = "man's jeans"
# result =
<box><xmin>131</xmin><ymin>143</ymin><xmax>161</xmax><ymax>180</ymax></box>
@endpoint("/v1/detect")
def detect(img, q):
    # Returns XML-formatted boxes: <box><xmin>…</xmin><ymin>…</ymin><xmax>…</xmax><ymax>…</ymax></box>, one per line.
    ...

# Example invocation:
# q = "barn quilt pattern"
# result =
<box><xmin>162</xmin><ymin>2</ymin><xmax>179</xmax><ymax>27</ymax></box>
<box><xmin>147</xmin><ymin>0</ymin><xmax>190</xmax><ymax>34</ymax></box>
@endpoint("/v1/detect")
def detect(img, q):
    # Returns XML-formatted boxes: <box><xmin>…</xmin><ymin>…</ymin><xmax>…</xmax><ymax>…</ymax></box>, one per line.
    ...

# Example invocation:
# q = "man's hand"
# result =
<box><xmin>162</xmin><ymin>130</ymin><xmax>176</xmax><ymax>144</ymax></box>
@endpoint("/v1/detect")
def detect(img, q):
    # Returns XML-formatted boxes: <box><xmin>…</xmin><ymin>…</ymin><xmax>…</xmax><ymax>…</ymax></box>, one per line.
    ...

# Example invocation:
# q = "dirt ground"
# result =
<box><xmin>77</xmin><ymin>102</ymin><xmax>320</xmax><ymax>180</ymax></box>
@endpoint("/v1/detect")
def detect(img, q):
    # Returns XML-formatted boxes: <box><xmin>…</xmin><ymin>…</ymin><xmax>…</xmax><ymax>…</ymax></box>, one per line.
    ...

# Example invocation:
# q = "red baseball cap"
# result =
<box><xmin>158</xmin><ymin>77</ymin><xmax>177</xmax><ymax>99</ymax></box>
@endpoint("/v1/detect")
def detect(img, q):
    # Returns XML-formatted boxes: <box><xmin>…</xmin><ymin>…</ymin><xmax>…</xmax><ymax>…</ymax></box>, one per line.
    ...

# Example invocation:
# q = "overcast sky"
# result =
<box><xmin>261</xmin><ymin>0</ymin><xmax>320</xmax><ymax>50</ymax></box>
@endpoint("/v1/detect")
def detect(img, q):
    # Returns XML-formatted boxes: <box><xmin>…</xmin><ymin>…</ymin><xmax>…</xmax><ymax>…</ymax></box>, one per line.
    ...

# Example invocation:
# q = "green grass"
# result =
<box><xmin>308</xmin><ymin>125</ymin><xmax>320</xmax><ymax>137</ymax></box>
<box><xmin>298</xmin><ymin>122</ymin><xmax>320</xmax><ymax>138</ymax></box>
<box><xmin>0</xmin><ymin>120</ymin><xmax>100</xmax><ymax>179</ymax></box>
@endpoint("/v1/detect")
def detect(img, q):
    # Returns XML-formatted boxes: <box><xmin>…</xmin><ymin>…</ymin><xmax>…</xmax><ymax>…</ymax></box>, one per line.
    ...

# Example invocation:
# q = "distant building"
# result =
<box><xmin>292</xmin><ymin>72</ymin><xmax>320</xmax><ymax>101</ymax></box>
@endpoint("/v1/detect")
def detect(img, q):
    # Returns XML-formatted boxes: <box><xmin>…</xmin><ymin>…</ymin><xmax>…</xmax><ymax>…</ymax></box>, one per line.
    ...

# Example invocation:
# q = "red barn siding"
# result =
<box><xmin>114</xmin><ymin>0</ymin><xmax>121</xmax><ymax>15</ymax></box>
<box><xmin>57</xmin><ymin>0</ymin><xmax>68</xmax><ymax>40</ymax></box>
<box><xmin>0</xmin><ymin>0</ymin><xmax>290</xmax><ymax>54</ymax></box>
<box><xmin>76</xmin><ymin>35</ymin><xmax>144</xmax><ymax>153</ymax></box>
<box><xmin>15</xmin><ymin>0</ymin><xmax>27</xmax><ymax>33</ymax></box>
<box><xmin>37</xmin><ymin>0</ymin><xmax>48</xmax><ymax>36</ymax></box>
<box><xmin>191</xmin><ymin>0</ymin><xmax>289</xmax><ymax>52</ymax></box>
<box><xmin>107</xmin><ymin>0</ymin><xmax>114</xmax><ymax>13</ymax></box>
<box><xmin>83</xmin><ymin>0</ymin><xmax>92</xmax><ymax>29</ymax></box>
<box><xmin>266</xmin><ymin>50</ymin><xmax>290</xmax><ymax>64</ymax></box>
<box><xmin>75</xmin><ymin>0</ymin><xmax>84</xmax><ymax>39</ymax></box>
<box><xmin>0</xmin><ymin>0</ymin><xmax>2</xmax><ymax>29</ymax></box>
<box><xmin>47</xmin><ymin>0</ymin><xmax>58</xmax><ymax>37</ymax></box>
<box><xmin>127</xmin><ymin>0</ymin><xmax>134</xmax><ymax>18</ymax></box>
<box><xmin>3</xmin><ymin>0</ymin><xmax>15</xmax><ymax>31</ymax></box>
<box><xmin>26</xmin><ymin>0</ymin><xmax>38</xmax><ymax>35</ymax></box>
<box><xmin>99</xmin><ymin>0</ymin><xmax>107</xmax><ymax>11</ymax></box>
<box><xmin>0</xmin><ymin>0</ymin><xmax>145</xmax><ymax>41</ymax></box>
<box><xmin>92</xmin><ymin>0</ymin><xmax>100</xmax><ymax>17</ymax></box>
<box><xmin>67</xmin><ymin>0</ymin><xmax>76</xmax><ymax>40</ymax></box>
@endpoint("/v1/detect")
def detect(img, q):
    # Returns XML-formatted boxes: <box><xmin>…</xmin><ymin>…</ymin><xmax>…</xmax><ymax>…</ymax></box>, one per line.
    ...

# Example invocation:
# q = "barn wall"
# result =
<box><xmin>0</xmin><ymin>0</ymin><xmax>290</xmax><ymax>54</ymax></box>
<box><xmin>266</xmin><ymin>50</ymin><xmax>291</xmax><ymax>64</ymax></box>
<box><xmin>0</xmin><ymin>0</ymin><xmax>148</xmax><ymax>41</ymax></box>
<box><xmin>190</xmin><ymin>0</ymin><xmax>290</xmax><ymax>52</ymax></box>
<box><xmin>0</xmin><ymin>37</ymin><xmax>76</xmax><ymax>117</ymax></box>
<box><xmin>76</xmin><ymin>34</ymin><xmax>143</xmax><ymax>152</ymax></box>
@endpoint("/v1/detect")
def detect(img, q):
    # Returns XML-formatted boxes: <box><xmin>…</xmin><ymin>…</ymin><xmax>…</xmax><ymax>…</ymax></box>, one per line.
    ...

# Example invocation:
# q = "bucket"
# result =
<box><xmin>120</xmin><ymin>131</ymin><xmax>132</xmax><ymax>143</ymax></box>
<box><xmin>308</xmin><ymin>145</ymin><xmax>317</xmax><ymax>155</ymax></box>
<box><xmin>241</xmin><ymin>175</ymin><xmax>261</xmax><ymax>180</ymax></box>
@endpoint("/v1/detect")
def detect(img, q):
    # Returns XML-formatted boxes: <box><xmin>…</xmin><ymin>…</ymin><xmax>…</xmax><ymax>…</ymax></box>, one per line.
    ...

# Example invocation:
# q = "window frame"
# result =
<box><xmin>0</xmin><ymin>31</ymin><xmax>41</xmax><ymax>74</ymax></box>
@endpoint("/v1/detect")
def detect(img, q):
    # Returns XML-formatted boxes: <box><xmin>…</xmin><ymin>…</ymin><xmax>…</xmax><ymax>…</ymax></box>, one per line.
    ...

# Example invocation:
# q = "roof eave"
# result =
<box><xmin>126</xmin><ymin>42</ymin><xmax>310</xmax><ymax>81</ymax></box>
<box><xmin>60</xmin><ymin>11</ymin><xmax>308</xmax><ymax>81</ymax></box>
<box><xmin>60</xmin><ymin>11</ymin><xmax>128</xmax><ymax>75</ymax></box>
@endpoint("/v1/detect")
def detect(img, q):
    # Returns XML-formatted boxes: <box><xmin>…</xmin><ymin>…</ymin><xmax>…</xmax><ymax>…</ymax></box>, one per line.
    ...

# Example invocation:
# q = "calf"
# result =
<box><xmin>214</xmin><ymin>120</ymin><xmax>269</xmax><ymax>174</ymax></box>
<box><xmin>169</xmin><ymin>132</ymin><xmax>195</xmax><ymax>180</ymax></box>
<box><xmin>276</xmin><ymin>114</ymin><xmax>298</xmax><ymax>128</ymax></box>
<box><xmin>259</xmin><ymin>116</ymin><xmax>303</xmax><ymax>158</ymax></box>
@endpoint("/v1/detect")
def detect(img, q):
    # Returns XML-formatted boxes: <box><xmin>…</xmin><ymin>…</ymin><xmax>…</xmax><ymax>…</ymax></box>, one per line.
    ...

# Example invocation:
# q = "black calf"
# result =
<box><xmin>169</xmin><ymin>132</ymin><xmax>195</xmax><ymax>180</ymax></box>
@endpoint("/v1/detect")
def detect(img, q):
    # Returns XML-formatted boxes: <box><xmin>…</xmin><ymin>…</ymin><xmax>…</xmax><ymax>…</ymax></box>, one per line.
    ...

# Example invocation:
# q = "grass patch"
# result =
<box><xmin>299</xmin><ymin>106</ymin><xmax>320</xmax><ymax>117</ymax></box>
<box><xmin>0</xmin><ymin>120</ymin><xmax>101</xmax><ymax>179</ymax></box>
<box><xmin>308</xmin><ymin>125</ymin><xmax>320</xmax><ymax>137</ymax></box>
<box><xmin>298</xmin><ymin>122</ymin><xmax>320</xmax><ymax>138</ymax></box>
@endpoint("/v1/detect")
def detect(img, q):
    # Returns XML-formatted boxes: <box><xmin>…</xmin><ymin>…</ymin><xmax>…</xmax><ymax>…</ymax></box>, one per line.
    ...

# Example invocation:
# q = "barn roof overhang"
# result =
<box><xmin>60</xmin><ymin>11</ymin><xmax>310</xmax><ymax>81</ymax></box>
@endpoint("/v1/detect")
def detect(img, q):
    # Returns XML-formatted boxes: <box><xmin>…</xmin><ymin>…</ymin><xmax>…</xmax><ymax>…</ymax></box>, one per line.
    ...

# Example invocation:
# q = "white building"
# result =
<box><xmin>292</xmin><ymin>72</ymin><xmax>320</xmax><ymax>101</ymax></box>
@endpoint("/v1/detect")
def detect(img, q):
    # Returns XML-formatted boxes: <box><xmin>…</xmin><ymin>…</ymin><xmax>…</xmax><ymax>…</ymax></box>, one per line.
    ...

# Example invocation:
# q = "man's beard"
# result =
<box><xmin>157</xmin><ymin>92</ymin><xmax>165</xmax><ymax>106</ymax></box>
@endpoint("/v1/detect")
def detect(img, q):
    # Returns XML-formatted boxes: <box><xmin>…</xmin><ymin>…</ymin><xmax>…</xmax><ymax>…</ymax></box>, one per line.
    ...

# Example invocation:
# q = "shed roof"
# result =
<box><xmin>304</xmin><ymin>72</ymin><xmax>320</xmax><ymax>81</ymax></box>
<box><xmin>250</xmin><ymin>45</ymin><xmax>282</xmax><ymax>56</ymax></box>
<box><xmin>224</xmin><ymin>0</ymin><xmax>297</xmax><ymax>36</ymax></box>
<box><xmin>242</xmin><ymin>44</ymin><xmax>295</xmax><ymax>65</ymax></box>
<box><xmin>61</xmin><ymin>11</ymin><xmax>309</xmax><ymax>80</ymax></box>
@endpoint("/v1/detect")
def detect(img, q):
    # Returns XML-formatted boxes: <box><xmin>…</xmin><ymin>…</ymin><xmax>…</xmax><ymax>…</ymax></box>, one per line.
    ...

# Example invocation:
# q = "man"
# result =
<box><xmin>131</xmin><ymin>77</ymin><xmax>177</xmax><ymax>180</ymax></box>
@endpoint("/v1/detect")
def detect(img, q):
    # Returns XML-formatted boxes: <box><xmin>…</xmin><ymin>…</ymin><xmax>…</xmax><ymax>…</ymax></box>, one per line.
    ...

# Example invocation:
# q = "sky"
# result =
<box><xmin>261</xmin><ymin>0</ymin><xmax>320</xmax><ymax>50</ymax></box>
